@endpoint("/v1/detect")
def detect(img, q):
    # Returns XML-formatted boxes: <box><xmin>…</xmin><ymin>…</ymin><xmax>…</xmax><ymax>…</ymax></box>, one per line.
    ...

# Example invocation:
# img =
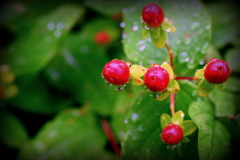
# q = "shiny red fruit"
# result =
<box><xmin>142</xmin><ymin>3</ymin><xmax>164</xmax><ymax>28</ymax></box>
<box><xmin>204</xmin><ymin>58</ymin><xmax>231</xmax><ymax>84</ymax></box>
<box><xmin>161</xmin><ymin>123</ymin><xmax>183</xmax><ymax>145</ymax></box>
<box><xmin>144</xmin><ymin>64</ymin><xmax>169</xmax><ymax>92</ymax></box>
<box><xmin>102</xmin><ymin>59</ymin><xmax>130</xmax><ymax>85</ymax></box>
<box><xmin>94</xmin><ymin>31</ymin><xmax>111</xmax><ymax>45</ymax></box>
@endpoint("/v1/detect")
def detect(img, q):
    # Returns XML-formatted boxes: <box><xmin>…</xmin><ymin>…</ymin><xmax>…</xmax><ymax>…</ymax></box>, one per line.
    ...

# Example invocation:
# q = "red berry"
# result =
<box><xmin>142</xmin><ymin>3</ymin><xmax>164</xmax><ymax>28</ymax></box>
<box><xmin>94</xmin><ymin>31</ymin><xmax>111</xmax><ymax>45</ymax></box>
<box><xmin>161</xmin><ymin>123</ymin><xmax>183</xmax><ymax>145</ymax></box>
<box><xmin>204</xmin><ymin>58</ymin><xmax>231</xmax><ymax>84</ymax></box>
<box><xmin>144</xmin><ymin>64</ymin><xmax>169</xmax><ymax>92</ymax></box>
<box><xmin>102</xmin><ymin>59</ymin><xmax>130</xmax><ymax>85</ymax></box>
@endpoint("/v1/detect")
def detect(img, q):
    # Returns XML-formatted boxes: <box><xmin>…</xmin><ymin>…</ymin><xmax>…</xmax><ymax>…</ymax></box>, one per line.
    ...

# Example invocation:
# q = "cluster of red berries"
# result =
<box><xmin>102</xmin><ymin>59</ymin><xmax>170</xmax><ymax>93</ymax></box>
<box><xmin>102</xmin><ymin>58</ymin><xmax>230</xmax><ymax>93</ymax></box>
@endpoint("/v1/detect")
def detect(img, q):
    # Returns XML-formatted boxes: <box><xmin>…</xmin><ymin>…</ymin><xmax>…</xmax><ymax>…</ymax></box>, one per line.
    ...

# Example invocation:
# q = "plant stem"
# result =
<box><xmin>170</xmin><ymin>93</ymin><xmax>175</xmax><ymax>116</ymax></box>
<box><xmin>100</xmin><ymin>119</ymin><xmax>121</xmax><ymax>159</ymax></box>
<box><xmin>165</xmin><ymin>43</ymin><xmax>175</xmax><ymax>116</ymax></box>
<box><xmin>165</xmin><ymin>43</ymin><xmax>174</xmax><ymax>69</ymax></box>
<box><xmin>174</xmin><ymin>77</ymin><xmax>196</xmax><ymax>80</ymax></box>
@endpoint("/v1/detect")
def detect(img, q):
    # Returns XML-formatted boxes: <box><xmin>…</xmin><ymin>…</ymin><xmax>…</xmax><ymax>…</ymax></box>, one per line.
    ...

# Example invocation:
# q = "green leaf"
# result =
<box><xmin>181</xmin><ymin>137</ymin><xmax>190</xmax><ymax>143</ymax></box>
<box><xmin>194</xmin><ymin>69</ymin><xmax>204</xmax><ymax>79</ymax></box>
<box><xmin>6</xmin><ymin>74</ymin><xmax>72</xmax><ymax>114</ymax></box>
<box><xmin>160</xmin><ymin>113</ymin><xmax>172</xmax><ymax>129</ymax></box>
<box><xmin>150</xmin><ymin>27</ymin><xmax>167</xmax><ymax>48</ymax></box>
<box><xmin>0</xmin><ymin>110</ymin><xmax>28</xmax><ymax>148</ymax></box>
<box><xmin>155</xmin><ymin>91</ymin><xmax>170</xmax><ymax>101</ymax></box>
<box><xmin>142</xmin><ymin>27</ymin><xmax>149</xmax><ymax>39</ymax></box>
<box><xmin>224</xmin><ymin>77</ymin><xmax>240</xmax><ymax>93</ymax></box>
<box><xmin>3</xmin><ymin>4</ymin><xmax>85</xmax><ymax>75</ymax></box>
<box><xmin>206</xmin><ymin>1</ymin><xmax>240</xmax><ymax>47</ymax></box>
<box><xmin>161</xmin><ymin>61</ymin><xmax>174</xmax><ymax>78</ymax></box>
<box><xmin>122</xmin><ymin>81</ymin><xmax>200</xmax><ymax>160</ymax></box>
<box><xmin>161</xmin><ymin>20</ymin><xmax>176</xmax><ymax>32</ymax></box>
<box><xmin>225</xmin><ymin>47</ymin><xmax>240</xmax><ymax>73</ymax></box>
<box><xmin>189</xmin><ymin>101</ymin><xmax>231</xmax><ymax>160</ymax></box>
<box><xmin>43</xmin><ymin>32</ymin><xmax>119</xmax><ymax>116</ymax></box>
<box><xmin>197</xmin><ymin>78</ymin><xmax>215</xmax><ymax>97</ymax></box>
<box><xmin>123</xmin><ymin>0</ymin><xmax>211</xmax><ymax>76</ymax></box>
<box><xmin>180</xmin><ymin>120</ymin><xmax>198</xmax><ymax>137</ymax></box>
<box><xmin>17</xmin><ymin>108</ymin><xmax>115</xmax><ymax>160</ymax></box>
<box><xmin>167</xmin><ymin>79</ymin><xmax>180</xmax><ymax>93</ymax></box>
<box><xmin>208</xmin><ymin>89</ymin><xmax>235</xmax><ymax>117</ymax></box>
<box><xmin>172</xmin><ymin>110</ymin><xmax>184</xmax><ymax>125</ymax></box>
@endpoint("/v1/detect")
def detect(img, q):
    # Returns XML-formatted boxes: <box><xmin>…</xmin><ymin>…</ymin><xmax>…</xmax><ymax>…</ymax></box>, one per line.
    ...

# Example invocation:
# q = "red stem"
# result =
<box><xmin>174</xmin><ymin>77</ymin><xmax>196</xmax><ymax>80</ymax></box>
<box><xmin>100</xmin><ymin>119</ymin><xmax>121</xmax><ymax>159</ymax></box>
<box><xmin>170</xmin><ymin>93</ymin><xmax>175</xmax><ymax>116</ymax></box>
<box><xmin>165</xmin><ymin>43</ymin><xmax>174</xmax><ymax>69</ymax></box>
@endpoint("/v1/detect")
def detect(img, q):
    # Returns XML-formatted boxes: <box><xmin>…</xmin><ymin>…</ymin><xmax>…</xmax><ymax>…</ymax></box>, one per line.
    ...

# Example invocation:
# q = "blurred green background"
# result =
<box><xmin>0</xmin><ymin>0</ymin><xmax>240</xmax><ymax>159</ymax></box>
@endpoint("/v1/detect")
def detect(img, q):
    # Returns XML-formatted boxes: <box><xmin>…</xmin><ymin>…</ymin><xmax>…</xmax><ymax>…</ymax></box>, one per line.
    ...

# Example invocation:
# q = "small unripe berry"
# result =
<box><xmin>142</xmin><ymin>3</ymin><xmax>164</xmax><ymax>28</ymax></box>
<box><xmin>204</xmin><ymin>58</ymin><xmax>230</xmax><ymax>84</ymax></box>
<box><xmin>94</xmin><ymin>31</ymin><xmax>111</xmax><ymax>45</ymax></box>
<box><xmin>102</xmin><ymin>59</ymin><xmax>130</xmax><ymax>85</ymax></box>
<box><xmin>161</xmin><ymin>123</ymin><xmax>183</xmax><ymax>145</ymax></box>
<box><xmin>144</xmin><ymin>64</ymin><xmax>169</xmax><ymax>92</ymax></box>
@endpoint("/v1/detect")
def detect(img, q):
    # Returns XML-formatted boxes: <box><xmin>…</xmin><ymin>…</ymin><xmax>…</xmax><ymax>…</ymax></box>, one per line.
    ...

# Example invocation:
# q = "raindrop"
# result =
<box><xmin>131</xmin><ymin>113</ymin><xmax>138</xmax><ymax>122</ymax></box>
<box><xmin>118</xmin><ymin>62</ymin><xmax>126</xmax><ymax>69</ymax></box>
<box><xmin>142</xmin><ymin>22</ymin><xmax>150</xmax><ymax>30</ymax></box>
<box><xmin>139</xmin><ymin>45</ymin><xmax>146</xmax><ymax>52</ymax></box>
<box><xmin>114</xmin><ymin>85</ymin><xmax>125</xmax><ymax>91</ymax></box>
<box><xmin>54</xmin><ymin>30</ymin><xmax>61</xmax><ymax>38</ymax></box>
<box><xmin>185</xmin><ymin>57</ymin><xmax>190</xmax><ymax>62</ymax></box>
<box><xmin>187</xmin><ymin>59</ymin><xmax>196</xmax><ymax>69</ymax></box>
<box><xmin>122</xmin><ymin>8</ymin><xmax>127</xmax><ymax>14</ymax></box>
<box><xmin>132</xmin><ymin>25</ymin><xmax>139</xmax><ymax>31</ymax></box>
<box><xmin>190</xmin><ymin>22</ymin><xmax>200</xmax><ymax>31</ymax></box>
<box><xmin>47</xmin><ymin>22</ymin><xmax>55</xmax><ymax>30</ymax></box>
<box><xmin>56</xmin><ymin>22</ymin><xmax>64</xmax><ymax>30</ymax></box>
<box><xmin>153</xmin><ymin>70</ymin><xmax>158</xmax><ymax>74</ymax></box>
<box><xmin>178</xmin><ymin>52</ymin><xmax>189</xmax><ymax>63</ymax></box>
<box><xmin>105</xmin><ymin>81</ymin><xmax>112</xmax><ymax>87</ymax></box>
<box><xmin>122</xmin><ymin>34</ymin><xmax>127</xmax><ymax>39</ymax></box>
<box><xmin>124</xmin><ymin>119</ymin><xmax>128</xmax><ymax>124</ymax></box>
<box><xmin>205</xmin><ymin>25</ymin><xmax>210</xmax><ymax>30</ymax></box>
<box><xmin>51</xmin><ymin>72</ymin><xmax>60</xmax><ymax>81</ymax></box>
<box><xmin>199</xmin><ymin>61</ymin><xmax>205</xmax><ymax>65</ymax></box>
<box><xmin>120</xmin><ymin>22</ymin><xmax>125</xmax><ymax>28</ymax></box>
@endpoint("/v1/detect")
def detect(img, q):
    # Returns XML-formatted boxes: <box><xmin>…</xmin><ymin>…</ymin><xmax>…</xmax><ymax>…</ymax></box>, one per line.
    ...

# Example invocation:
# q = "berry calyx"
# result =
<box><xmin>94</xmin><ymin>31</ymin><xmax>111</xmax><ymax>45</ymax></box>
<box><xmin>102</xmin><ymin>59</ymin><xmax>130</xmax><ymax>85</ymax></box>
<box><xmin>161</xmin><ymin>123</ymin><xmax>183</xmax><ymax>145</ymax></box>
<box><xmin>144</xmin><ymin>64</ymin><xmax>169</xmax><ymax>92</ymax></box>
<box><xmin>142</xmin><ymin>3</ymin><xmax>164</xmax><ymax>28</ymax></box>
<box><xmin>204</xmin><ymin>58</ymin><xmax>231</xmax><ymax>84</ymax></box>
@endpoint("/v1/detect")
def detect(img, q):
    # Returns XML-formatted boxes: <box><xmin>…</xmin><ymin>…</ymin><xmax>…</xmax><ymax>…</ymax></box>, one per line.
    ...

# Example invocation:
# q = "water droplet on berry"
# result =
<box><xmin>105</xmin><ymin>81</ymin><xmax>112</xmax><ymax>87</ymax></box>
<box><xmin>118</xmin><ymin>62</ymin><xmax>126</xmax><ymax>69</ymax></box>
<box><xmin>105</xmin><ymin>67</ymin><xmax>112</xmax><ymax>74</ymax></box>
<box><xmin>142</xmin><ymin>22</ymin><xmax>150</xmax><ymax>30</ymax></box>
<box><xmin>114</xmin><ymin>85</ymin><xmax>125</xmax><ymax>91</ymax></box>
<box><xmin>153</xmin><ymin>70</ymin><xmax>158</xmax><ymax>74</ymax></box>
